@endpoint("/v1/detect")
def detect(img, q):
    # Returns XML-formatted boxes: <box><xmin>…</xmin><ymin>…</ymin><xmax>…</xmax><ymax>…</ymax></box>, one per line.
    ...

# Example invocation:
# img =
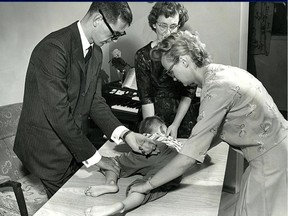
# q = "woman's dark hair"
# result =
<box><xmin>151</xmin><ymin>30</ymin><xmax>211</xmax><ymax>68</ymax></box>
<box><xmin>88</xmin><ymin>2</ymin><xmax>132</xmax><ymax>26</ymax></box>
<box><xmin>148</xmin><ymin>2</ymin><xmax>189</xmax><ymax>32</ymax></box>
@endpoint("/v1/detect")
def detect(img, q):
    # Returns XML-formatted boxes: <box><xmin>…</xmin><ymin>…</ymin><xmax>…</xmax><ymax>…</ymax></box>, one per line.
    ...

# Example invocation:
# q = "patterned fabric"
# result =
<box><xmin>0</xmin><ymin>103</ymin><xmax>28</xmax><ymax>180</ymax></box>
<box><xmin>0</xmin><ymin>103</ymin><xmax>48</xmax><ymax>216</ymax></box>
<box><xmin>180</xmin><ymin>64</ymin><xmax>288</xmax><ymax>162</ymax></box>
<box><xmin>0</xmin><ymin>207</ymin><xmax>19</xmax><ymax>216</ymax></box>
<box><xmin>0</xmin><ymin>103</ymin><xmax>22</xmax><ymax>140</ymax></box>
<box><xmin>0</xmin><ymin>174</ymin><xmax>48</xmax><ymax>216</ymax></box>
<box><xmin>135</xmin><ymin>42</ymin><xmax>198</xmax><ymax>138</ymax></box>
<box><xmin>234</xmin><ymin>138</ymin><xmax>287</xmax><ymax>216</ymax></box>
<box><xmin>180</xmin><ymin>63</ymin><xmax>288</xmax><ymax>215</ymax></box>
<box><xmin>0</xmin><ymin>137</ymin><xmax>29</xmax><ymax>180</ymax></box>
<box><xmin>144</xmin><ymin>133</ymin><xmax>183</xmax><ymax>152</ymax></box>
<box><xmin>248</xmin><ymin>2</ymin><xmax>274</xmax><ymax>55</ymax></box>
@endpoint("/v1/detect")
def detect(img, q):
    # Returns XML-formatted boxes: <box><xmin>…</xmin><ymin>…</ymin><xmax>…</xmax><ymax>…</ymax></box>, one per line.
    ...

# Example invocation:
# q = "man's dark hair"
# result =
<box><xmin>139</xmin><ymin>116</ymin><xmax>166</xmax><ymax>134</ymax></box>
<box><xmin>88</xmin><ymin>2</ymin><xmax>132</xmax><ymax>26</ymax></box>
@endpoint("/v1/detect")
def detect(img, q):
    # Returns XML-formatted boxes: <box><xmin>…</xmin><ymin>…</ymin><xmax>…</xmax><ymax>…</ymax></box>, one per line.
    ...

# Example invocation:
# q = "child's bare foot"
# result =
<box><xmin>85</xmin><ymin>202</ymin><xmax>125</xmax><ymax>216</ymax></box>
<box><xmin>85</xmin><ymin>184</ymin><xmax>119</xmax><ymax>197</ymax></box>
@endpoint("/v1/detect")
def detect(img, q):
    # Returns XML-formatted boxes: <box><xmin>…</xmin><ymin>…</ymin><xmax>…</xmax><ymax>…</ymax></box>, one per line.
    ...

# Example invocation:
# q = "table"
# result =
<box><xmin>34</xmin><ymin>140</ymin><xmax>229</xmax><ymax>216</ymax></box>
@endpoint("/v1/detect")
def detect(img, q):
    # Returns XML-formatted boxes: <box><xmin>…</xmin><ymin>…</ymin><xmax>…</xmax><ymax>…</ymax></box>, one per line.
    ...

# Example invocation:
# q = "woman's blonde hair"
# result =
<box><xmin>151</xmin><ymin>30</ymin><xmax>211</xmax><ymax>68</ymax></box>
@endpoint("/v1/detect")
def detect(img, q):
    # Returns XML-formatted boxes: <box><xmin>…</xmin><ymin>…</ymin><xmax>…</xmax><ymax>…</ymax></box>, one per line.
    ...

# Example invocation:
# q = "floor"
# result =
<box><xmin>218</xmin><ymin>191</ymin><xmax>239</xmax><ymax>216</ymax></box>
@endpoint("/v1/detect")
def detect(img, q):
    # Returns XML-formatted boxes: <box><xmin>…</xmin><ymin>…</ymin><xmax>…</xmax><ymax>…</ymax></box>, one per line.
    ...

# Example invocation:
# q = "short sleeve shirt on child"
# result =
<box><xmin>114</xmin><ymin>133</ymin><xmax>182</xmax><ymax>204</ymax></box>
<box><xmin>114</xmin><ymin>133</ymin><xmax>181</xmax><ymax>178</ymax></box>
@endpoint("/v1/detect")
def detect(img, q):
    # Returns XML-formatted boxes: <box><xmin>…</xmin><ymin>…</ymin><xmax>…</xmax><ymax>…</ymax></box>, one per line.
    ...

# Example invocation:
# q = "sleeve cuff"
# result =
<box><xmin>111</xmin><ymin>125</ymin><xmax>129</xmax><ymax>144</ymax></box>
<box><xmin>83</xmin><ymin>151</ymin><xmax>102</xmax><ymax>168</ymax></box>
<box><xmin>196</xmin><ymin>87</ymin><xmax>202</xmax><ymax>98</ymax></box>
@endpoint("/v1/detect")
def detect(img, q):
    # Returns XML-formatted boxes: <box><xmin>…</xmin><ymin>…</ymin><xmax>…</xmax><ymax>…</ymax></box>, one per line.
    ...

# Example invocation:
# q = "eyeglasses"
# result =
<box><xmin>156</xmin><ymin>22</ymin><xmax>179</xmax><ymax>32</ymax></box>
<box><xmin>164</xmin><ymin>60</ymin><xmax>178</xmax><ymax>78</ymax></box>
<box><xmin>99</xmin><ymin>9</ymin><xmax>126</xmax><ymax>41</ymax></box>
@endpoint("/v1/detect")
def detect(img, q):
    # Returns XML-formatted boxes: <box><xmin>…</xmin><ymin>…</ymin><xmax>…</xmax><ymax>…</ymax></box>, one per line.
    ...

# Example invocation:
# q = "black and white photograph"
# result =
<box><xmin>0</xmin><ymin>2</ymin><xmax>287</xmax><ymax>216</ymax></box>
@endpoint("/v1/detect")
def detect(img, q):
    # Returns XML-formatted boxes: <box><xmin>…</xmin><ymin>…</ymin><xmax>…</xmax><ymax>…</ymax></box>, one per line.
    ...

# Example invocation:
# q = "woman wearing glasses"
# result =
<box><xmin>135</xmin><ymin>2</ymin><xmax>198</xmax><ymax>138</ymax></box>
<box><xmin>130</xmin><ymin>30</ymin><xmax>288</xmax><ymax>216</ymax></box>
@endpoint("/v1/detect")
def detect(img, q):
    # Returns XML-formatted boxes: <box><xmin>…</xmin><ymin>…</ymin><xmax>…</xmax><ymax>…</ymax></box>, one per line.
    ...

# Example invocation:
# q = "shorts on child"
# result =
<box><xmin>114</xmin><ymin>142</ymin><xmax>182</xmax><ymax>204</ymax></box>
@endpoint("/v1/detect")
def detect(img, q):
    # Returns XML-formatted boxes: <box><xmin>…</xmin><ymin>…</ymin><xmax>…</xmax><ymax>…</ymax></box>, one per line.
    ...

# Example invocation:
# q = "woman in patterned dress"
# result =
<box><xmin>130</xmin><ymin>30</ymin><xmax>288</xmax><ymax>216</ymax></box>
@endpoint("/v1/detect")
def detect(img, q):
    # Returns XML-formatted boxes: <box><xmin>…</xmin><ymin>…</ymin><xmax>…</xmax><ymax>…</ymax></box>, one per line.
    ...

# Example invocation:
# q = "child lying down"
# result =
<box><xmin>84</xmin><ymin>116</ymin><xmax>184</xmax><ymax>216</ymax></box>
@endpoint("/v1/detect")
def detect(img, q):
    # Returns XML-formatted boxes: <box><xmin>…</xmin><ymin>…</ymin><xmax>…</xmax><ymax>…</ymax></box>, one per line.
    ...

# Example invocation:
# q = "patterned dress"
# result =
<box><xmin>135</xmin><ymin>42</ymin><xmax>198</xmax><ymax>138</ymax></box>
<box><xmin>180</xmin><ymin>64</ymin><xmax>287</xmax><ymax>216</ymax></box>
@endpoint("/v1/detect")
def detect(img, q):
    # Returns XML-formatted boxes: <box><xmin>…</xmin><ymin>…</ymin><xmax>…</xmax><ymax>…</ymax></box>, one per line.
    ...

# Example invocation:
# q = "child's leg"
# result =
<box><xmin>85</xmin><ymin>170</ymin><xmax>119</xmax><ymax>197</ymax></box>
<box><xmin>85</xmin><ymin>146</ymin><xmax>180</xmax><ymax>215</ymax></box>
<box><xmin>84</xmin><ymin>192</ymin><xmax>145</xmax><ymax>216</ymax></box>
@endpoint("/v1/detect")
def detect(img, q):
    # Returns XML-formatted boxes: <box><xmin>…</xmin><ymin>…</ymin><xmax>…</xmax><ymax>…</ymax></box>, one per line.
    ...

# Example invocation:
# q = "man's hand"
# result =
<box><xmin>124</xmin><ymin>132</ymin><xmax>160</xmax><ymax>156</ymax></box>
<box><xmin>95</xmin><ymin>156</ymin><xmax>120</xmax><ymax>176</ymax></box>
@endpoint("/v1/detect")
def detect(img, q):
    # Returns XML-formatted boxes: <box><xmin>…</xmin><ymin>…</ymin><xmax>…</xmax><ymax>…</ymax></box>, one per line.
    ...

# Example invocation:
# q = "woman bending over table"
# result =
<box><xmin>129</xmin><ymin>30</ymin><xmax>288</xmax><ymax>216</ymax></box>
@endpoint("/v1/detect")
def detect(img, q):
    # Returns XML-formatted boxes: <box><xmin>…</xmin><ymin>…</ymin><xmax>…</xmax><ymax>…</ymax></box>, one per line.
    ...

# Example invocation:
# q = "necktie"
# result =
<box><xmin>85</xmin><ymin>46</ymin><xmax>92</xmax><ymax>63</ymax></box>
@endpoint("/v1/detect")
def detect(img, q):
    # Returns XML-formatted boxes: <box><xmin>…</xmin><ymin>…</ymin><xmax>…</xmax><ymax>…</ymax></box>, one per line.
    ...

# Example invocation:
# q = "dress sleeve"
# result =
<box><xmin>181</xmin><ymin>84</ymin><xmax>197</xmax><ymax>99</ymax></box>
<box><xmin>135</xmin><ymin>48</ymin><xmax>154</xmax><ymax>105</ymax></box>
<box><xmin>179</xmin><ymin>80</ymin><xmax>234</xmax><ymax>163</ymax></box>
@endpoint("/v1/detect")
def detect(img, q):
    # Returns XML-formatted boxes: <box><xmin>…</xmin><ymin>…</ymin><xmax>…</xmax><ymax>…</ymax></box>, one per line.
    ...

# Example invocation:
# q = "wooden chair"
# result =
<box><xmin>0</xmin><ymin>175</ymin><xmax>28</xmax><ymax>216</ymax></box>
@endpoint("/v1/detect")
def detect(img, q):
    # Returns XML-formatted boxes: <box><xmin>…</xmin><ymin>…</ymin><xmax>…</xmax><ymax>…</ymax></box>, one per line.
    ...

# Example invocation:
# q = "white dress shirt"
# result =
<box><xmin>77</xmin><ymin>21</ymin><xmax>129</xmax><ymax>167</ymax></box>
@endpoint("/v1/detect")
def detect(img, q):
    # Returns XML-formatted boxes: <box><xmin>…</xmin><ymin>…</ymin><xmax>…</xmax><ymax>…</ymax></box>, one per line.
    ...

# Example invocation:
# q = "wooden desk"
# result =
<box><xmin>34</xmin><ymin>140</ymin><xmax>229</xmax><ymax>216</ymax></box>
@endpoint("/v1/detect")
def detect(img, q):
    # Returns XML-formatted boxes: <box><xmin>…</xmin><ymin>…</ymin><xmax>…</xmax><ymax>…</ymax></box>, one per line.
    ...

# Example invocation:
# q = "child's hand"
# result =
<box><xmin>125</xmin><ymin>132</ymin><xmax>160</xmax><ymax>155</ymax></box>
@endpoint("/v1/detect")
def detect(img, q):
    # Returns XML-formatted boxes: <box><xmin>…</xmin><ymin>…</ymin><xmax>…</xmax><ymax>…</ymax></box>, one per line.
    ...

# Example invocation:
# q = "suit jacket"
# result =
<box><xmin>14</xmin><ymin>22</ymin><xmax>122</xmax><ymax>181</ymax></box>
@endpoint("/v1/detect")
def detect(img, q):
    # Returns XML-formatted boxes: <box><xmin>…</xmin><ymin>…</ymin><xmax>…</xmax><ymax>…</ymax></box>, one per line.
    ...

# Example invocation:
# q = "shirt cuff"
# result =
<box><xmin>196</xmin><ymin>87</ymin><xmax>202</xmax><ymax>97</ymax></box>
<box><xmin>111</xmin><ymin>125</ymin><xmax>129</xmax><ymax>144</ymax></box>
<box><xmin>83</xmin><ymin>151</ymin><xmax>102</xmax><ymax>168</ymax></box>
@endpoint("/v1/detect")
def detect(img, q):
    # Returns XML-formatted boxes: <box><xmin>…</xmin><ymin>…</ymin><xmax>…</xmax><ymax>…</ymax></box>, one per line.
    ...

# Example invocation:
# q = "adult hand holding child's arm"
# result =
<box><xmin>123</xmin><ymin>130</ymin><xmax>160</xmax><ymax>155</ymax></box>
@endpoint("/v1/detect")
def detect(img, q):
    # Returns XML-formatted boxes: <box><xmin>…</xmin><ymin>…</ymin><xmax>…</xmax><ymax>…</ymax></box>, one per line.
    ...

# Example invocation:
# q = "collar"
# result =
<box><xmin>77</xmin><ymin>21</ymin><xmax>92</xmax><ymax>57</ymax></box>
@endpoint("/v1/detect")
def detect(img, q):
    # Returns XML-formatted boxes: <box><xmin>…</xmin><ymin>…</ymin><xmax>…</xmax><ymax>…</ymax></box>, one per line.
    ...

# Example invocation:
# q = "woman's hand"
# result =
<box><xmin>166</xmin><ymin>124</ymin><xmax>179</xmax><ymax>138</ymax></box>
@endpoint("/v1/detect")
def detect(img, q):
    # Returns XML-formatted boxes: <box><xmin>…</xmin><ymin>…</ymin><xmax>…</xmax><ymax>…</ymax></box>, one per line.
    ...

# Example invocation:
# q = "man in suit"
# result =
<box><xmin>14</xmin><ymin>2</ymin><xmax>158</xmax><ymax>198</ymax></box>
